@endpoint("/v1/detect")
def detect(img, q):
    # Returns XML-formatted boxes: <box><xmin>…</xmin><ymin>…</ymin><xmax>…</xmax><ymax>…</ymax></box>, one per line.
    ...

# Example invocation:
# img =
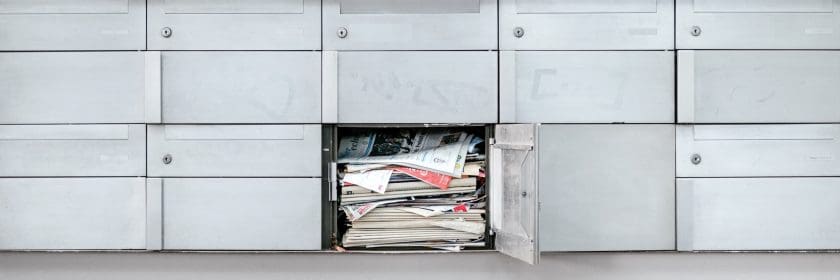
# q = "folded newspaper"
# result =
<box><xmin>336</xmin><ymin>129</ymin><xmax>487</xmax><ymax>251</ymax></box>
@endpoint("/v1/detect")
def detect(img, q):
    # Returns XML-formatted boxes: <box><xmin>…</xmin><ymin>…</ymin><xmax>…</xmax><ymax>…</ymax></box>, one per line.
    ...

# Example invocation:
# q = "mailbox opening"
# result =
<box><xmin>327</xmin><ymin>125</ymin><xmax>493</xmax><ymax>252</ymax></box>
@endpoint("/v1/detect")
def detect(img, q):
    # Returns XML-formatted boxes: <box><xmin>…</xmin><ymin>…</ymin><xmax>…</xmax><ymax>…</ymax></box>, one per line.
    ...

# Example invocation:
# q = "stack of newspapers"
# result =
<box><xmin>336</xmin><ymin>128</ymin><xmax>487</xmax><ymax>251</ymax></box>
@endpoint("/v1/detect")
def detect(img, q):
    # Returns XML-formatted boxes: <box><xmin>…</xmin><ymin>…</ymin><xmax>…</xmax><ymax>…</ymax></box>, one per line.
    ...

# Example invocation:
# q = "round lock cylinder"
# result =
<box><xmin>690</xmin><ymin>26</ymin><xmax>702</xmax><ymax>37</ymax></box>
<box><xmin>690</xmin><ymin>154</ymin><xmax>702</xmax><ymax>165</ymax></box>
<box><xmin>161</xmin><ymin>27</ymin><xmax>173</xmax><ymax>38</ymax></box>
<box><xmin>337</xmin><ymin>27</ymin><xmax>348</xmax><ymax>39</ymax></box>
<box><xmin>514</xmin><ymin>27</ymin><xmax>525</xmax><ymax>38</ymax></box>
<box><xmin>162</xmin><ymin>154</ymin><xmax>173</xmax><ymax>165</ymax></box>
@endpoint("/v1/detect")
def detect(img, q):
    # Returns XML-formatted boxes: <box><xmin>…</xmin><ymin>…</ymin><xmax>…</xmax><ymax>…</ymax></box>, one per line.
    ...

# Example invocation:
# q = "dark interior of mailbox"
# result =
<box><xmin>327</xmin><ymin>125</ymin><xmax>493</xmax><ymax>251</ymax></box>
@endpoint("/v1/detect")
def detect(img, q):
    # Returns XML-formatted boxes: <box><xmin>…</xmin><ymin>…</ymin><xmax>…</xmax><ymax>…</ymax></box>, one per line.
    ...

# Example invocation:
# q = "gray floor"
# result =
<box><xmin>2</xmin><ymin>252</ymin><xmax>839</xmax><ymax>279</ymax></box>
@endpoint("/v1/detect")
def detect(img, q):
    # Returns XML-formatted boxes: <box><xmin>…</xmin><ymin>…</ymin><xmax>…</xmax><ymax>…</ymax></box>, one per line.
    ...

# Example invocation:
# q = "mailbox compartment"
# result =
<box><xmin>0</xmin><ymin>178</ymin><xmax>147</xmax><ymax>250</ymax></box>
<box><xmin>0</xmin><ymin>125</ymin><xmax>146</xmax><ymax>177</ymax></box>
<box><xmin>147</xmin><ymin>0</ymin><xmax>321</xmax><ymax>50</ymax></box>
<box><xmin>500</xmin><ymin>0</ymin><xmax>674</xmax><ymax>50</ymax></box>
<box><xmin>147</xmin><ymin>125</ymin><xmax>321</xmax><ymax>177</ymax></box>
<box><xmin>0</xmin><ymin>52</ymin><xmax>146</xmax><ymax>124</ymax></box>
<box><xmin>327</xmin><ymin>124</ymin><xmax>539</xmax><ymax>264</ymax></box>
<box><xmin>678</xmin><ymin>51</ymin><xmax>840</xmax><ymax>123</ymax></box>
<box><xmin>156</xmin><ymin>51</ymin><xmax>321</xmax><ymax>124</ymax></box>
<box><xmin>677</xmin><ymin>124</ymin><xmax>840</xmax><ymax>178</ymax></box>
<box><xmin>500</xmin><ymin>51</ymin><xmax>674</xmax><ymax>123</ymax></box>
<box><xmin>154</xmin><ymin>178</ymin><xmax>321</xmax><ymax>250</ymax></box>
<box><xmin>324</xmin><ymin>51</ymin><xmax>498</xmax><ymax>124</ymax></box>
<box><xmin>678</xmin><ymin>177</ymin><xmax>840</xmax><ymax>251</ymax></box>
<box><xmin>539</xmin><ymin>124</ymin><xmax>675</xmax><ymax>251</ymax></box>
<box><xmin>323</xmin><ymin>0</ymin><xmax>497</xmax><ymax>50</ymax></box>
<box><xmin>676</xmin><ymin>0</ymin><xmax>840</xmax><ymax>49</ymax></box>
<box><xmin>0</xmin><ymin>0</ymin><xmax>146</xmax><ymax>50</ymax></box>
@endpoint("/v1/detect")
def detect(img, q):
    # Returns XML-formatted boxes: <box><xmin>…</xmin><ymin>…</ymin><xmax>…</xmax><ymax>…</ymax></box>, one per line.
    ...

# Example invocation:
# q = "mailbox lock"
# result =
<box><xmin>162</xmin><ymin>154</ymin><xmax>173</xmax><ymax>165</ymax></box>
<box><xmin>337</xmin><ymin>27</ymin><xmax>348</xmax><ymax>39</ymax></box>
<box><xmin>690</xmin><ymin>26</ymin><xmax>702</xmax><ymax>37</ymax></box>
<box><xmin>513</xmin><ymin>27</ymin><xmax>525</xmax><ymax>38</ymax></box>
<box><xmin>521</xmin><ymin>191</ymin><xmax>527</xmax><ymax>198</ymax></box>
<box><xmin>690</xmin><ymin>154</ymin><xmax>702</xmax><ymax>165</ymax></box>
<box><xmin>161</xmin><ymin>27</ymin><xmax>173</xmax><ymax>38</ymax></box>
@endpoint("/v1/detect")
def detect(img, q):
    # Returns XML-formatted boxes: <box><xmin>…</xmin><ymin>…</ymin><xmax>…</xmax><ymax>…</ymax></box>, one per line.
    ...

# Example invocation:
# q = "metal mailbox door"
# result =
<box><xmin>156</xmin><ymin>178</ymin><xmax>321</xmax><ymax>250</ymax></box>
<box><xmin>678</xmin><ymin>51</ymin><xmax>840</xmax><ymax>123</ymax></box>
<box><xmin>500</xmin><ymin>0</ymin><xmax>674</xmax><ymax>50</ymax></box>
<box><xmin>491</xmin><ymin>124</ymin><xmax>539</xmax><ymax>264</ymax></box>
<box><xmin>0</xmin><ymin>52</ymin><xmax>146</xmax><ymax>124</ymax></box>
<box><xmin>147</xmin><ymin>0</ymin><xmax>321</xmax><ymax>50</ymax></box>
<box><xmin>678</xmin><ymin>178</ymin><xmax>840</xmax><ymax>251</ymax></box>
<box><xmin>539</xmin><ymin>125</ymin><xmax>675</xmax><ymax>251</ymax></box>
<box><xmin>0</xmin><ymin>0</ymin><xmax>146</xmax><ymax>50</ymax></box>
<box><xmin>158</xmin><ymin>52</ymin><xmax>321</xmax><ymax>124</ymax></box>
<box><xmin>323</xmin><ymin>0</ymin><xmax>497</xmax><ymax>50</ymax></box>
<box><xmin>0</xmin><ymin>125</ymin><xmax>146</xmax><ymax>177</ymax></box>
<box><xmin>147</xmin><ymin>125</ymin><xmax>321</xmax><ymax>177</ymax></box>
<box><xmin>0</xmin><ymin>178</ymin><xmax>146</xmax><ymax>250</ymax></box>
<box><xmin>676</xmin><ymin>0</ymin><xmax>840</xmax><ymax>49</ymax></box>
<box><xmin>676</xmin><ymin>124</ymin><xmax>840</xmax><ymax>178</ymax></box>
<box><xmin>325</xmin><ymin>51</ymin><xmax>498</xmax><ymax>124</ymax></box>
<box><xmin>500</xmin><ymin>51</ymin><xmax>674</xmax><ymax>123</ymax></box>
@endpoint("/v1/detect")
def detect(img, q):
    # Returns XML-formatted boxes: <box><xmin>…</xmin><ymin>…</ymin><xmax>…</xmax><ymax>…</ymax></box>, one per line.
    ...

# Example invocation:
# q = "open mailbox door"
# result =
<box><xmin>490</xmin><ymin>124</ymin><xmax>540</xmax><ymax>264</ymax></box>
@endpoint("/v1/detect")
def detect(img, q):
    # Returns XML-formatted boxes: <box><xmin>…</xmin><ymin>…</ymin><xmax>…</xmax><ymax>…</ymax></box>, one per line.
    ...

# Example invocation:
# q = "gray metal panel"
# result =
<box><xmin>323</xmin><ymin>0</ymin><xmax>497</xmax><ymax>50</ymax></box>
<box><xmin>539</xmin><ymin>124</ymin><xmax>675</xmax><ymax>252</ymax></box>
<box><xmin>147</xmin><ymin>0</ymin><xmax>320</xmax><ymax>50</ymax></box>
<box><xmin>676</xmin><ymin>124</ymin><xmax>840</xmax><ymax>178</ymax></box>
<box><xmin>161</xmin><ymin>52</ymin><xmax>321</xmax><ymax>124</ymax></box>
<box><xmin>0</xmin><ymin>125</ymin><xmax>146</xmax><ymax>177</ymax></box>
<box><xmin>0</xmin><ymin>178</ymin><xmax>146</xmax><ymax>250</ymax></box>
<box><xmin>335</xmin><ymin>51</ymin><xmax>497</xmax><ymax>123</ymax></box>
<box><xmin>500</xmin><ymin>0</ymin><xmax>674</xmax><ymax>50</ymax></box>
<box><xmin>676</xmin><ymin>0</ymin><xmax>840</xmax><ymax>49</ymax></box>
<box><xmin>491</xmin><ymin>124</ymin><xmax>539</xmax><ymax>264</ymax></box>
<box><xmin>677</xmin><ymin>177</ymin><xmax>840</xmax><ymax>251</ymax></box>
<box><xmin>0</xmin><ymin>52</ymin><xmax>145</xmax><ymax>124</ymax></box>
<box><xmin>503</xmin><ymin>51</ymin><xmax>674</xmax><ymax>123</ymax></box>
<box><xmin>0</xmin><ymin>0</ymin><xmax>145</xmax><ymax>50</ymax></box>
<box><xmin>147</xmin><ymin>125</ymin><xmax>321</xmax><ymax>177</ymax></box>
<box><xmin>161</xmin><ymin>178</ymin><xmax>321</xmax><ymax>250</ymax></box>
<box><xmin>678</xmin><ymin>51</ymin><xmax>840</xmax><ymax>123</ymax></box>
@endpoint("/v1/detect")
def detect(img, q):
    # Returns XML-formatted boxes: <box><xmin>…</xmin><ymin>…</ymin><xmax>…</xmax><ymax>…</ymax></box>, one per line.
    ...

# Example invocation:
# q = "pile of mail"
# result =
<box><xmin>336</xmin><ymin>128</ymin><xmax>487</xmax><ymax>251</ymax></box>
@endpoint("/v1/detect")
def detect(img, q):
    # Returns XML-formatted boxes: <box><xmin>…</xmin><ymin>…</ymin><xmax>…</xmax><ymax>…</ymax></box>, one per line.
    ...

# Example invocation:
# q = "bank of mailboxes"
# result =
<box><xmin>1</xmin><ymin>0</ymin><xmax>840</xmax><ymax>263</ymax></box>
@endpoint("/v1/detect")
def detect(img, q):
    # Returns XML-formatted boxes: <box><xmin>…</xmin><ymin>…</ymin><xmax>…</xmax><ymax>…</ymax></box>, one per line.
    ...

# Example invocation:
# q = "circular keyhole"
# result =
<box><xmin>690</xmin><ymin>26</ymin><xmax>702</xmax><ymax>37</ymax></box>
<box><xmin>690</xmin><ymin>154</ymin><xmax>702</xmax><ymax>165</ymax></box>
<box><xmin>513</xmin><ymin>27</ymin><xmax>525</xmax><ymax>38</ymax></box>
<box><xmin>162</xmin><ymin>154</ymin><xmax>173</xmax><ymax>165</ymax></box>
<box><xmin>337</xmin><ymin>27</ymin><xmax>348</xmax><ymax>39</ymax></box>
<box><xmin>161</xmin><ymin>27</ymin><xmax>172</xmax><ymax>38</ymax></box>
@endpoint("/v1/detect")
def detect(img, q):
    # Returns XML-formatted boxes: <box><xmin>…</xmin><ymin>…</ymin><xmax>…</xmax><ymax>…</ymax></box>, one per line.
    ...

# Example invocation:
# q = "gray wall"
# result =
<box><xmin>3</xmin><ymin>252</ymin><xmax>840</xmax><ymax>279</ymax></box>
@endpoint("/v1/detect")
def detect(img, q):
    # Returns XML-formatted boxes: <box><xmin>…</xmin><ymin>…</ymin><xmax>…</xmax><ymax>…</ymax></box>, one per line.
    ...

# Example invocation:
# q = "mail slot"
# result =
<box><xmin>156</xmin><ymin>178</ymin><xmax>321</xmax><ymax>250</ymax></box>
<box><xmin>678</xmin><ymin>51</ymin><xmax>840</xmax><ymax>123</ymax></box>
<box><xmin>158</xmin><ymin>52</ymin><xmax>321</xmax><ymax>124</ymax></box>
<box><xmin>500</xmin><ymin>0</ymin><xmax>674</xmax><ymax>50</ymax></box>
<box><xmin>147</xmin><ymin>0</ymin><xmax>321</xmax><ymax>50</ymax></box>
<box><xmin>325</xmin><ymin>51</ymin><xmax>498</xmax><ymax>123</ymax></box>
<box><xmin>0</xmin><ymin>178</ymin><xmax>146</xmax><ymax>250</ymax></box>
<box><xmin>0</xmin><ymin>125</ymin><xmax>146</xmax><ymax>177</ymax></box>
<box><xmin>676</xmin><ymin>124</ymin><xmax>840</xmax><ymax>178</ymax></box>
<box><xmin>539</xmin><ymin>124</ymin><xmax>675</xmax><ymax>251</ymax></box>
<box><xmin>0</xmin><ymin>52</ymin><xmax>146</xmax><ymax>124</ymax></box>
<box><xmin>500</xmin><ymin>51</ymin><xmax>674</xmax><ymax>123</ymax></box>
<box><xmin>676</xmin><ymin>0</ymin><xmax>840</xmax><ymax>49</ymax></box>
<box><xmin>678</xmin><ymin>177</ymin><xmax>840</xmax><ymax>251</ymax></box>
<box><xmin>147</xmin><ymin>125</ymin><xmax>321</xmax><ymax>177</ymax></box>
<box><xmin>323</xmin><ymin>0</ymin><xmax>497</xmax><ymax>50</ymax></box>
<box><xmin>0</xmin><ymin>0</ymin><xmax>146</xmax><ymax>50</ymax></box>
